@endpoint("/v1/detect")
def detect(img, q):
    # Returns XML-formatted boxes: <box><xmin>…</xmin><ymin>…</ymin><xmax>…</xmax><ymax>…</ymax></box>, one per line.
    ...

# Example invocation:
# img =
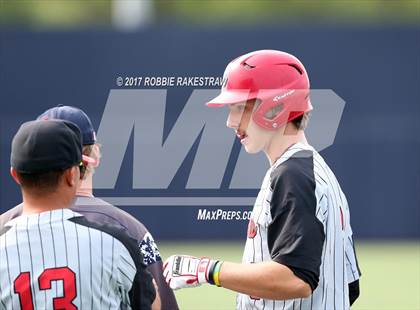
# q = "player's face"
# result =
<box><xmin>226</xmin><ymin>103</ymin><xmax>274</xmax><ymax>154</ymax></box>
<box><xmin>242</xmin><ymin>119</ymin><xmax>274</xmax><ymax>153</ymax></box>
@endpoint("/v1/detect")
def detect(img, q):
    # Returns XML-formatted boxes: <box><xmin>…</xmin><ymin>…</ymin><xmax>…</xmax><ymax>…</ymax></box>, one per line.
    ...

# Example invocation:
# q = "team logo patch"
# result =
<box><xmin>139</xmin><ymin>232</ymin><xmax>162</xmax><ymax>265</ymax></box>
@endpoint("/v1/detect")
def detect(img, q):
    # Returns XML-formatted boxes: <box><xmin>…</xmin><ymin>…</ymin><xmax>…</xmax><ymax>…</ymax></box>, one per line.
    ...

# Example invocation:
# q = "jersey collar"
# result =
<box><xmin>271</xmin><ymin>142</ymin><xmax>314</xmax><ymax>170</ymax></box>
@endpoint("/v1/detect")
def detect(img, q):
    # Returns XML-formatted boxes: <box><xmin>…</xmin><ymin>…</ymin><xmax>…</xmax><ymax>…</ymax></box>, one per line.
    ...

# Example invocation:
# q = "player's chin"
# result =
<box><xmin>243</xmin><ymin>143</ymin><xmax>262</xmax><ymax>154</ymax></box>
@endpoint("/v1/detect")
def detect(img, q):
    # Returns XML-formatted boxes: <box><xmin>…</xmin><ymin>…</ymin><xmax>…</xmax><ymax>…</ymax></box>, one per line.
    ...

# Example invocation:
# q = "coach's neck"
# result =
<box><xmin>76</xmin><ymin>173</ymin><xmax>94</xmax><ymax>197</ymax></box>
<box><xmin>22</xmin><ymin>193</ymin><xmax>74</xmax><ymax>215</ymax></box>
<box><xmin>21</xmin><ymin>187</ymin><xmax>76</xmax><ymax>215</ymax></box>
<box><xmin>15</xmin><ymin>167</ymin><xmax>79</xmax><ymax>215</ymax></box>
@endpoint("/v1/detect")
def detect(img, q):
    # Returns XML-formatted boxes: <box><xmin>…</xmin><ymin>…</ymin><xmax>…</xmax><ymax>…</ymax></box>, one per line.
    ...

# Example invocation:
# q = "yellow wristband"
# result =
<box><xmin>213</xmin><ymin>261</ymin><xmax>223</xmax><ymax>287</ymax></box>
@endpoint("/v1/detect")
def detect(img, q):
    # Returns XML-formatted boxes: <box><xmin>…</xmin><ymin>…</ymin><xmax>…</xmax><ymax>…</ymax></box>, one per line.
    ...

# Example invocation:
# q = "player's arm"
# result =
<box><xmin>152</xmin><ymin>279</ymin><xmax>162</xmax><ymax>310</ymax></box>
<box><xmin>164</xmin><ymin>162</ymin><xmax>325</xmax><ymax>300</ymax></box>
<box><xmin>163</xmin><ymin>256</ymin><xmax>311</xmax><ymax>299</ymax></box>
<box><xmin>117</xmin><ymin>252</ymin><xmax>156</xmax><ymax>310</ymax></box>
<box><xmin>139</xmin><ymin>232</ymin><xmax>179</xmax><ymax>310</ymax></box>
<box><xmin>219</xmin><ymin>260</ymin><xmax>311</xmax><ymax>299</ymax></box>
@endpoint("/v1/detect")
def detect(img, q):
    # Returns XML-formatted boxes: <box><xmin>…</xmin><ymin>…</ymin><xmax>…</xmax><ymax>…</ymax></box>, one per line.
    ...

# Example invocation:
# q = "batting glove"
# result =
<box><xmin>163</xmin><ymin>255</ymin><xmax>223</xmax><ymax>290</ymax></box>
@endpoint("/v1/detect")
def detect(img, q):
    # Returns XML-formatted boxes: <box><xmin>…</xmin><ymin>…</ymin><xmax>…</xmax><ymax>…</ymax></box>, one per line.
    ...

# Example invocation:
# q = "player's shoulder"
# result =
<box><xmin>69</xmin><ymin>214</ymin><xmax>141</xmax><ymax>257</ymax></box>
<box><xmin>270</xmin><ymin>149</ymin><xmax>315</xmax><ymax>189</ymax></box>
<box><xmin>67</xmin><ymin>212</ymin><xmax>151</xmax><ymax>278</ymax></box>
<box><xmin>0</xmin><ymin>203</ymin><xmax>23</xmax><ymax>230</ymax></box>
<box><xmin>72</xmin><ymin>196</ymin><xmax>149</xmax><ymax>241</ymax></box>
<box><xmin>72</xmin><ymin>198</ymin><xmax>162</xmax><ymax>266</ymax></box>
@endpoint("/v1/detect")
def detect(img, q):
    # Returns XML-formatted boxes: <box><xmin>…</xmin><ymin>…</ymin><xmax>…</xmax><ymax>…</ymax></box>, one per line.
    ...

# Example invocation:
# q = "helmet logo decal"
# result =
<box><xmin>273</xmin><ymin>89</ymin><xmax>295</xmax><ymax>102</ymax></box>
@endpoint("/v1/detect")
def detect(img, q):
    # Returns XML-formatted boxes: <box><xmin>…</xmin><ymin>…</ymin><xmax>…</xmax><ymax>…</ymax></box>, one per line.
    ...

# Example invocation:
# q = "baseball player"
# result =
<box><xmin>163</xmin><ymin>50</ymin><xmax>361</xmax><ymax>309</ymax></box>
<box><xmin>0</xmin><ymin>105</ymin><xmax>179</xmax><ymax>310</ymax></box>
<box><xmin>0</xmin><ymin>119</ymin><xmax>156</xmax><ymax>309</ymax></box>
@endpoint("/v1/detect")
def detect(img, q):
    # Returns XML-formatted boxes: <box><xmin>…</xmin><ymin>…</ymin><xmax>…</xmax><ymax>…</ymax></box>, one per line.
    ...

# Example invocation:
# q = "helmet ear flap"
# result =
<box><xmin>253</xmin><ymin>95</ymin><xmax>289</xmax><ymax>130</ymax></box>
<box><xmin>264</xmin><ymin>103</ymin><xmax>284</xmax><ymax>120</ymax></box>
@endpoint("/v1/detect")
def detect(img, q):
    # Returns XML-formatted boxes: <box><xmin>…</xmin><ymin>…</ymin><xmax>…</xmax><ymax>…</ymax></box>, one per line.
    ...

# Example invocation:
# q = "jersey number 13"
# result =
<box><xmin>14</xmin><ymin>267</ymin><xmax>77</xmax><ymax>310</ymax></box>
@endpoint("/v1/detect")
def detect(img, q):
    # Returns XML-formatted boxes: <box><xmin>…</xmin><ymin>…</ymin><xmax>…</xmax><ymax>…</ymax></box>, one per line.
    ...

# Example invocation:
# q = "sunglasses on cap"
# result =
<box><xmin>78</xmin><ymin>155</ymin><xmax>96</xmax><ymax>179</ymax></box>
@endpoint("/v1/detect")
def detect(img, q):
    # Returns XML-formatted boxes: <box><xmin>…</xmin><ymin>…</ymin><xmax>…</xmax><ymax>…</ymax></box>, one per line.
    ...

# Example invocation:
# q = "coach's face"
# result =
<box><xmin>226</xmin><ymin>103</ymin><xmax>274</xmax><ymax>154</ymax></box>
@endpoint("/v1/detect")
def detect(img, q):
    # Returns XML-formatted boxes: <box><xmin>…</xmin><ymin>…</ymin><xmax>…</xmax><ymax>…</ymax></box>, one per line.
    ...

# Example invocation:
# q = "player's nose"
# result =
<box><xmin>226</xmin><ymin>111</ymin><xmax>240</xmax><ymax>129</ymax></box>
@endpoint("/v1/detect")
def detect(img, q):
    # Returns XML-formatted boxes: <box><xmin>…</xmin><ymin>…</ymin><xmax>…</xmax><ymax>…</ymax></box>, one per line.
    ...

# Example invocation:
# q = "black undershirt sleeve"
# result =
<box><xmin>349</xmin><ymin>279</ymin><xmax>360</xmax><ymax>306</ymax></box>
<box><xmin>267</xmin><ymin>152</ymin><xmax>325</xmax><ymax>291</ymax></box>
<box><xmin>288</xmin><ymin>267</ymin><xmax>320</xmax><ymax>292</ymax></box>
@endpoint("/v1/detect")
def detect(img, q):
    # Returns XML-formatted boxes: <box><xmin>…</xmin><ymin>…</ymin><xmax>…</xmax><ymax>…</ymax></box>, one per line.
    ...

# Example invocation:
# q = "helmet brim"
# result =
<box><xmin>206</xmin><ymin>90</ymin><xmax>256</xmax><ymax>107</ymax></box>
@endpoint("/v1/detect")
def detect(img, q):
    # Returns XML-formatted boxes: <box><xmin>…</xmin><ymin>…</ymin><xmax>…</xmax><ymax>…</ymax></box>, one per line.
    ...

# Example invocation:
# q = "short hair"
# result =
<box><xmin>291</xmin><ymin>112</ymin><xmax>311</xmax><ymax>130</ymax></box>
<box><xmin>17</xmin><ymin>169</ymin><xmax>66</xmax><ymax>194</ymax></box>
<box><xmin>82</xmin><ymin>143</ymin><xmax>101</xmax><ymax>175</ymax></box>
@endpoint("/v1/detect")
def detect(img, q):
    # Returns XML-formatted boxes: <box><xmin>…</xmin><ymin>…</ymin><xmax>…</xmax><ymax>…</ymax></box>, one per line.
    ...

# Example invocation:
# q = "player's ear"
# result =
<box><xmin>92</xmin><ymin>144</ymin><xmax>101</xmax><ymax>168</ymax></box>
<box><xmin>10</xmin><ymin>167</ymin><xmax>21</xmax><ymax>185</ymax></box>
<box><xmin>64</xmin><ymin>166</ymin><xmax>78</xmax><ymax>187</ymax></box>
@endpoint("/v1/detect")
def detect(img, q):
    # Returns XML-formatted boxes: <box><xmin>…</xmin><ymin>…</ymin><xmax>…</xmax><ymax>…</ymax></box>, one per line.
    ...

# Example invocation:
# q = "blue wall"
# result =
<box><xmin>1</xmin><ymin>26</ymin><xmax>419</xmax><ymax>240</ymax></box>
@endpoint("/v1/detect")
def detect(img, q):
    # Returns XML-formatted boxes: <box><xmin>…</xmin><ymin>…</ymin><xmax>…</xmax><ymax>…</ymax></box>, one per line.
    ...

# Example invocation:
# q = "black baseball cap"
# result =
<box><xmin>11</xmin><ymin>120</ymin><xmax>90</xmax><ymax>174</ymax></box>
<box><xmin>37</xmin><ymin>105</ymin><xmax>96</xmax><ymax>146</ymax></box>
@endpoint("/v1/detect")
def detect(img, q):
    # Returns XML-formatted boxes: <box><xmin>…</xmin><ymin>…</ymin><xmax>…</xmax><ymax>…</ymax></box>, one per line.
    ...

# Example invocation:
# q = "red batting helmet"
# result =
<box><xmin>207</xmin><ymin>50</ymin><xmax>312</xmax><ymax>130</ymax></box>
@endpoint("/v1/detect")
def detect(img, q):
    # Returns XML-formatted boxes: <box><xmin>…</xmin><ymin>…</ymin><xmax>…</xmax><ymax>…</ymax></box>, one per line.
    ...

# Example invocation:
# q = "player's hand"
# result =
<box><xmin>163</xmin><ymin>255</ymin><xmax>222</xmax><ymax>290</ymax></box>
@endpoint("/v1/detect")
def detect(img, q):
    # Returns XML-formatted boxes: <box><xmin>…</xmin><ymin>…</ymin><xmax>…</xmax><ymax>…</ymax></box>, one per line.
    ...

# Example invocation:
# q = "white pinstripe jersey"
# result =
<box><xmin>237</xmin><ymin>143</ymin><xmax>361</xmax><ymax>310</ymax></box>
<box><xmin>0</xmin><ymin>209</ymin><xmax>155</xmax><ymax>310</ymax></box>
<box><xmin>0</xmin><ymin>196</ymin><xmax>179</xmax><ymax>310</ymax></box>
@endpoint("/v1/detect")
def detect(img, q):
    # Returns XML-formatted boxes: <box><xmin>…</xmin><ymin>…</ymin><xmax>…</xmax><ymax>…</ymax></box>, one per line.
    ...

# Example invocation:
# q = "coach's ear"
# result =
<box><xmin>10</xmin><ymin>167</ymin><xmax>22</xmax><ymax>185</ymax></box>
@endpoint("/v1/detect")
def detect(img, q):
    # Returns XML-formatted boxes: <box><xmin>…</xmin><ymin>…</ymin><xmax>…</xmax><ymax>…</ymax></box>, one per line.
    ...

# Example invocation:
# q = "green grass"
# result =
<box><xmin>158</xmin><ymin>241</ymin><xmax>420</xmax><ymax>310</ymax></box>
